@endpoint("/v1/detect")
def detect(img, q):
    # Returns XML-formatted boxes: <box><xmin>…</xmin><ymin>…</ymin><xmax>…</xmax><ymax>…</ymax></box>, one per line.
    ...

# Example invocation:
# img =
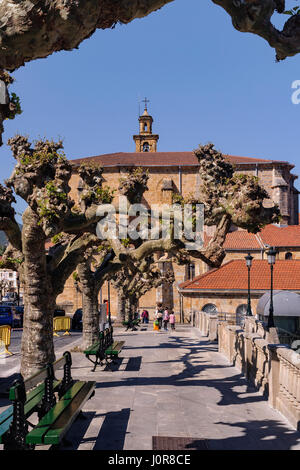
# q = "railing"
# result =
<box><xmin>277</xmin><ymin>328</ymin><xmax>300</xmax><ymax>350</ymax></box>
<box><xmin>217</xmin><ymin>312</ymin><xmax>237</xmax><ymax>324</ymax></box>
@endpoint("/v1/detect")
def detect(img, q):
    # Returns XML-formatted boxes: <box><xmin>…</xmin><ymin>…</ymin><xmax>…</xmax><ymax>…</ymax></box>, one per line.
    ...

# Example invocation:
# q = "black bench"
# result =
<box><xmin>84</xmin><ymin>326</ymin><xmax>125</xmax><ymax>372</ymax></box>
<box><xmin>0</xmin><ymin>351</ymin><xmax>95</xmax><ymax>450</ymax></box>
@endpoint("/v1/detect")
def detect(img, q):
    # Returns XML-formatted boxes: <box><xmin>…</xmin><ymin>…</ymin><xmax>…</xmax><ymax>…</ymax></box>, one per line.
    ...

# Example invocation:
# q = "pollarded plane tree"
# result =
<box><xmin>0</xmin><ymin>137</ymin><xmax>122</xmax><ymax>377</ymax></box>
<box><xmin>0</xmin><ymin>138</ymin><xmax>280</xmax><ymax>377</ymax></box>
<box><xmin>167</xmin><ymin>143</ymin><xmax>281</xmax><ymax>270</ymax></box>
<box><xmin>75</xmin><ymin>246</ymin><xmax>117</xmax><ymax>350</ymax></box>
<box><xmin>0</xmin><ymin>144</ymin><xmax>176</xmax><ymax>377</ymax></box>
<box><xmin>74</xmin><ymin>166</ymin><xmax>173</xmax><ymax>346</ymax></box>
<box><xmin>71</xmin><ymin>165</ymin><xmax>154</xmax><ymax>348</ymax></box>
<box><xmin>99</xmin><ymin>147</ymin><xmax>280</xmax><ymax>320</ymax></box>
<box><xmin>111</xmin><ymin>256</ymin><xmax>175</xmax><ymax>324</ymax></box>
<box><xmin>0</xmin><ymin>1</ymin><xmax>299</xmax><ymax>145</ymax></box>
<box><xmin>95</xmin><ymin>144</ymin><xmax>281</xmax><ymax>300</ymax></box>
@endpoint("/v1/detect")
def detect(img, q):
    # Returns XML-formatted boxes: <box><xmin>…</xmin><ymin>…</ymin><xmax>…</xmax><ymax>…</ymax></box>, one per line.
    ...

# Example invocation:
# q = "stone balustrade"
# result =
<box><xmin>272</xmin><ymin>345</ymin><xmax>300</xmax><ymax>430</ymax></box>
<box><xmin>215</xmin><ymin>315</ymin><xmax>300</xmax><ymax>431</ymax></box>
<box><xmin>193</xmin><ymin>311</ymin><xmax>218</xmax><ymax>342</ymax></box>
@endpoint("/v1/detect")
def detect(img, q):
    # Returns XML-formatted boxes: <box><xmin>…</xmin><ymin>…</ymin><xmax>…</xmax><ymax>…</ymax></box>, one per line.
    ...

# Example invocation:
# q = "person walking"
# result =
<box><xmin>155</xmin><ymin>303</ymin><xmax>164</xmax><ymax>330</ymax></box>
<box><xmin>141</xmin><ymin>309</ymin><xmax>149</xmax><ymax>324</ymax></box>
<box><xmin>163</xmin><ymin>307</ymin><xmax>170</xmax><ymax>331</ymax></box>
<box><xmin>169</xmin><ymin>311</ymin><xmax>176</xmax><ymax>331</ymax></box>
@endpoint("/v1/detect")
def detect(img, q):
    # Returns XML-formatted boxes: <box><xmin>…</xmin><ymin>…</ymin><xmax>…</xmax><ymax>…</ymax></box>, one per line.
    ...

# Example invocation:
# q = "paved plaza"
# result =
<box><xmin>1</xmin><ymin>324</ymin><xmax>300</xmax><ymax>450</ymax></box>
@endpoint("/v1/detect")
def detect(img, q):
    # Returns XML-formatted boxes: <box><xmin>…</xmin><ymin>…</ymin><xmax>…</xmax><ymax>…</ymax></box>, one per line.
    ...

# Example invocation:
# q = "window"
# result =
<box><xmin>202</xmin><ymin>303</ymin><xmax>217</xmax><ymax>314</ymax></box>
<box><xmin>143</xmin><ymin>142</ymin><xmax>150</xmax><ymax>152</ymax></box>
<box><xmin>144</xmin><ymin>123</ymin><xmax>147</xmax><ymax>131</ymax></box>
<box><xmin>285</xmin><ymin>252</ymin><xmax>293</xmax><ymax>260</ymax></box>
<box><xmin>236</xmin><ymin>304</ymin><xmax>248</xmax><ymax>327</ymax></box>
<box><xmin>186</xmin><ymin>263</ymin><xmax>195</xmax><ymax>280</ymax></box>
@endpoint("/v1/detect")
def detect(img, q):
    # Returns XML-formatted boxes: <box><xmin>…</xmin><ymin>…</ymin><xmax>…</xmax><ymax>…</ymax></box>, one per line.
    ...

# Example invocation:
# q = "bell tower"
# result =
<box><xmin>133</xmin><ymin>98</ymin><xmax>159</xmax><ymax>153</ymax></box>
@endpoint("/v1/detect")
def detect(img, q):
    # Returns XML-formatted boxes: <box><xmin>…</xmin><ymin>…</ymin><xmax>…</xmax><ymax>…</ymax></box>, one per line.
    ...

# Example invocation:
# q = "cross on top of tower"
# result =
<box><xmin>142</xmin><ymin>97</ymin><xmax>150</xmax><ymax>111</ymax></box>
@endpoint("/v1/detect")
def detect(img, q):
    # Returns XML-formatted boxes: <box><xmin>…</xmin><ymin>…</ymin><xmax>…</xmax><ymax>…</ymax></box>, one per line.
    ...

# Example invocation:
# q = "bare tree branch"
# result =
<box><xmin>212</xmin><ymin>0</ymin><xmax>300</xmax><ymax>61</ymax></box>
<box><xmin>0</xmin><ymin>0</ymin><xmax>174</xmax><ymax>71</ymax></box>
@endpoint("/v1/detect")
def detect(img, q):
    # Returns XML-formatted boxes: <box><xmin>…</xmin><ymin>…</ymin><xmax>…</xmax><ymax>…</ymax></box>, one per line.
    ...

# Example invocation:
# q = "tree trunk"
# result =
<box><xmin>131</xmin><ymin>298</ymin><xmax>139</xmax><ymax>320</ymax></box>
<box><xmin>125</xmin><ymin>296</ymin><xmax>138</xmax><ymax>322</ymax></box>
<box><xmin>125</xmin><ymin>298</ymin><xmax>132</xmax><ymax>322</ymax></box>
<box><xmin>77</xmin><ymin>262</ymin><xmax>100</xmax><ymax>350</ymax></box>
<box><xmin>81</xmin><ymin>288</ymin><xmax>99</xmax><ymax>350</ymax></box>
<box><xmin>115</xmin><ymin>293</ymin><xmax>126</xmax><ymax>325</ymax></box>
<box><xmin>21</xmin><ymin>209</ymin><xmax>55</xmax><ymax>378</ymax></box>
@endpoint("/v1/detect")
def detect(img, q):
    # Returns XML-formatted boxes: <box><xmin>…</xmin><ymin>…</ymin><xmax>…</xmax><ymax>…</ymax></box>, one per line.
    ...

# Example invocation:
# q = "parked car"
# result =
<box><xmin>0</xmin><ymin>305</ymin><xmax>13</xmax><ymax>327</ymax></box>
<box><xmin>12</xmin><ymin>306</ymin><xmax>24</xmax><ymax>328</ymax></box>
<box><xmin>2</xmin><ymin>293</ymin><xmax>17</xmax><ymax>304</ymax></box>
<box><xmin>72</xmin><ymin>308</ymin><xmax>82</xmax><ymax>331</ymax></box>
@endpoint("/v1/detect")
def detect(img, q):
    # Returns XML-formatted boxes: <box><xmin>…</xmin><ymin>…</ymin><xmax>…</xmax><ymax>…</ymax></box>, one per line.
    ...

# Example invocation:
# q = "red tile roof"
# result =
<box><xmin>179</xmin><ymin>260</ymin><xmax>300</xmax><ymax>291</ymax></box>
<box><xmin>259</xmin><ymin>225</ymin><xmax>300</xmax><ymax>247</ymax></box>
<box><xmin>70</xmin><ymin>151</ymin><xmax>286</xmax><ymax>168</ymax></box>
<box><xmin>204</xmin><ymin>225</ymin><xmax>300</xmax><ymax>251</ymax></box>
<box><xmin>223</xmin><ymin>231</ymin><xmax>263</xmax><ymax>250</ymax></box>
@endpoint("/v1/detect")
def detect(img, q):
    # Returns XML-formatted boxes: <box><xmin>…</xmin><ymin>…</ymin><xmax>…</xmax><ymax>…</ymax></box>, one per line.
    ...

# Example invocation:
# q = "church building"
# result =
<box><xmin>56</xmin><ymin>103</ymin><xmax>300</xmax><ymax>320</ymax></box>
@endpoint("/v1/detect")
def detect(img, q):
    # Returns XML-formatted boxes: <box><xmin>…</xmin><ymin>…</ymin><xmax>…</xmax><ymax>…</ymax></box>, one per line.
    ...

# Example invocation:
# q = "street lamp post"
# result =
<box><xmin>107</xmin><ymin>281</ymin><xmax>111</xmax><ymax>326</ymax></box>
<box><xmin>245</xmin><ymin>253</ymin><xmax>253</xmax><ymax>316</ymax></box>
<box><xmin>74</xmin><ymin>280</ymin><xmax>79</xmax><ymax>310</ymax></box>
<box><xmin>267</xmin><ymin>246</ymin><xmax>277</xmax><ymax>329</ymax></box>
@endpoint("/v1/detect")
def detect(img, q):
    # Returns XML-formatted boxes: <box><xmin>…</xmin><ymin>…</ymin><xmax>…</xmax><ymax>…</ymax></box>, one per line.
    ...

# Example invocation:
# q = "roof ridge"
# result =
<box><xmin>180</xmin><ymin>258</ymin><xmax>300</xmax><ymax>291</ymax></box>
<box><xmin>179</xmin><ymin>260</ymin><xmax>236</xmax><ymax>288</ymax></box>
<box><xmin>255</xmin><ymin>232</ymin><xmax>265</xmax><ymax>249</ymax></box>
<box><xmin>69</xmin><ymin>151</ymin><xmax>289</xmax><ymax>165</ymax></box>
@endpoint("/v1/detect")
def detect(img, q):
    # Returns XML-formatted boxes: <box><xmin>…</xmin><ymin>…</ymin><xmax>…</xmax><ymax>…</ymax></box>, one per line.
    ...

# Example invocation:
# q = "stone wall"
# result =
<box><xmin>217</xmin><ymin>316</ymin><xmax>300</xmax><ymax>431</ymax></box>
<box><xmin>193</xmin><ymin>311</ymin><xmax>235</xmax><ymax>342</ymax></box>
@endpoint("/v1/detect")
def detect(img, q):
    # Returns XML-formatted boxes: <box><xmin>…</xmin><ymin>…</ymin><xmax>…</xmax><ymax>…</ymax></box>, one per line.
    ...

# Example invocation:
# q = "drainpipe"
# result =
<box><xmin>179</xmin><ymin>292</ymin><xmax>183</xmax><ymax>324</ymax></box>
<box><xmin>178</xmin><ymin>166</ymin><xmax>182</xmax><ymax>194</ymax></box>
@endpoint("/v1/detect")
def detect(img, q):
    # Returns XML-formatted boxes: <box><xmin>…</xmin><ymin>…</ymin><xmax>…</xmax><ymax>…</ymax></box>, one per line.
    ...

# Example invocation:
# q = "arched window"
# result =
<box><xmin>143</xmin><ymin>142</ymin><xmax>150</xmax><ymax>152</ymax></box>
<box><xmin>202</xmin><ymin>303</ymin><xmax>217</xmax><ymax>314</ymax></box>
<box><xmin>144</xmin><ymin>123</ymin><xmax>148</xmax><ymax>131</ymax></box>
<box><xmin>285</xmin><ymin>252</ymin><xmax>293</xmax><ymax>260</ymax></box>
<box><xmin>236</xmin><ymin>304</ymin><xmax>248</xmax><ymax>327</ymax></box>
<box><xmin>185</xmin><ymin>263</ymin><xmax>195</xmax><ymax>280</ymax></box>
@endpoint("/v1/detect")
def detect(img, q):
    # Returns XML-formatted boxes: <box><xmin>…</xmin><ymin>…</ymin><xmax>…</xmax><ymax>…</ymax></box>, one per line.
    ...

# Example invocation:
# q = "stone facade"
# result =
<box><xmin>56</xmin><ymin>108</ymin><xmax>299</xmax><ymax>320</ymax></box>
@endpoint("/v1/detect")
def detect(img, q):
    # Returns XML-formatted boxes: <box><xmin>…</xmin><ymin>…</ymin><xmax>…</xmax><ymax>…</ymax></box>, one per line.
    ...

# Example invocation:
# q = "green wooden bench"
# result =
<box><xmin>0</xmin><ymin>351</ymin><xmax>95</xmax><ymax>450</ymax></box>
<box><xmin>84</xmin><ymin>326</ymin><xmax>125</xmax><ymax>371</ymax></box>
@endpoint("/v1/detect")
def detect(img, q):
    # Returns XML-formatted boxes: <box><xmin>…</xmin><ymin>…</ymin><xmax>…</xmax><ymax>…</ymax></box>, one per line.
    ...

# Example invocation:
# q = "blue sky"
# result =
<box><xmin>1</xmin><ymin>0</ymin><xmax>300</xmax><ymax>219</ymax></box>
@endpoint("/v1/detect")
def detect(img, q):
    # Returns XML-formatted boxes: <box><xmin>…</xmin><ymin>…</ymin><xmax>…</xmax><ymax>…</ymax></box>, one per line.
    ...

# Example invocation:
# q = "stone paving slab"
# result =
<box><xmin>1</xmin><ymin>325</ymin><xmax>300</xmax><ymax>450</ymax></box>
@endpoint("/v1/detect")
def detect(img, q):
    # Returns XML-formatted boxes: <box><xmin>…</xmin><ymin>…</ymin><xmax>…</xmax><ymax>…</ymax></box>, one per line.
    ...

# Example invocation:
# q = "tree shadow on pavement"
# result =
<box><xmin>206</xmin><ymin>418</ymin><xmax>300</xmax><ymax>450</ymax></box>
<box><xmin>95</xmin><ymin>335</ymin><xmax>264</xmax><ymax>407</ymax></box>
<box><xmin>61</xmin><ymin>408</ymin><xmax>131</xmax><ymax>450</ymax></box>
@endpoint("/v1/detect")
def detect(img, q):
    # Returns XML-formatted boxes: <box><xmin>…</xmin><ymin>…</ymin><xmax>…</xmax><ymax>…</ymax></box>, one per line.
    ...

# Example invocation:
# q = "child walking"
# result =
<box><xmin>169</xmin><ymin>311</ymin><xmax>176</xmax><ymax>330</ymax></box>
<box><xmin>163</xmin><ymin>308</ymin><xmax>170</xmax><ymax>331</ymax></box>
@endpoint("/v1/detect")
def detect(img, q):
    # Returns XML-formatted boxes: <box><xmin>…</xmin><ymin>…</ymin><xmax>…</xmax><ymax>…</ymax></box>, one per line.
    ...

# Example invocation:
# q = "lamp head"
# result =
<box><xmin>267</xmin><ymin>246</ymin><xmax>277</xmax><ymax>265</ymax></box>
<box><xmin>245</xmin><ymin>253</ymin><xmax>253</xmax><ymax>268</ymax></box>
